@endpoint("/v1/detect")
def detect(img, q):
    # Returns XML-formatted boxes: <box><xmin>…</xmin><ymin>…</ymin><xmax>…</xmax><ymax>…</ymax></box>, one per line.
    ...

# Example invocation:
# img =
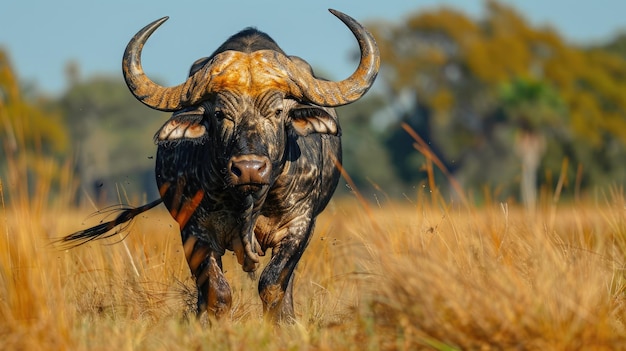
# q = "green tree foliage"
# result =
<box><xmin>367</xmin><ymin>0</ymin><xmax>626</xmax><ymax>200</ymax></box>
<box><xmin>499</xmin><ymin>78</ymin><xmax>565</xmax><ymax>133</ymax></box>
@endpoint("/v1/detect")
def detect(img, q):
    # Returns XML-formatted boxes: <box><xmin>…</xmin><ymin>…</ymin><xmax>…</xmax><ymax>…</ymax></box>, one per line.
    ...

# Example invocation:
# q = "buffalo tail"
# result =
<box><xmin>55</xmin><ymin>199</ymin><xmax>163</xmax><ymax>249</ymax></box>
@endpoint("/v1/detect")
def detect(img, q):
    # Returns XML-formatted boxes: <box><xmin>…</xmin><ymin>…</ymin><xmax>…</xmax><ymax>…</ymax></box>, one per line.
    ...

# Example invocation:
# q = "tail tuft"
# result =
<box><xmin>54</xmin><ymin>199</ymin><xmax>162</xmax><ymax>249</ymax></box>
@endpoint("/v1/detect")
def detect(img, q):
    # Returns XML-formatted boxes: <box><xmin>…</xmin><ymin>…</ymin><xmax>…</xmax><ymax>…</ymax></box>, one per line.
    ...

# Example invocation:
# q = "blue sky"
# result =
<box><xmin>2</xmin><ymin>1</ymin><xmax>625</xmax><ymax>96</ymax></box>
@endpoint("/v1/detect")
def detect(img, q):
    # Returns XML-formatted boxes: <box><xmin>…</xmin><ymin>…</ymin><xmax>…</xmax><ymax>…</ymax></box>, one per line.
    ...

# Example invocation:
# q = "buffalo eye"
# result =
<box><xmin>213</xmin><ymin>110</ymin><xmax>226</xmax><ymax>120</ymax></box>
<box><xmin>274</xmin><ymin>109</ymin><xmax>283</xmax><ymax>117</ymax></box>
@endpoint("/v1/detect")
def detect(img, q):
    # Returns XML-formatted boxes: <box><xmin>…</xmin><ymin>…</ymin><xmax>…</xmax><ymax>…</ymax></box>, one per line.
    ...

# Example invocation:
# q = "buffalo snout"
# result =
<box><xmin>228</xmin><ymin>155</ymin><xmax>271</xmax><ymax>189</ymax></box>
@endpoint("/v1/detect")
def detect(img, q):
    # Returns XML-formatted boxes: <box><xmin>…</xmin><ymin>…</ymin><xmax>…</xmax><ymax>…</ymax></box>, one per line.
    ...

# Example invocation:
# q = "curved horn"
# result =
<box><xmin>288</xmin><ymin>9</ymin><xmax>380</xmax><ymax>107</ymax></box>
<box><xmin>122</xmin><ymin>17</ymin><xmax>195</xmax><ymax>111</ymax></box>
<box><xmin>123</xmin><ymin>10</ymin><xmax>379</xmax><ymax>111</ymax></box>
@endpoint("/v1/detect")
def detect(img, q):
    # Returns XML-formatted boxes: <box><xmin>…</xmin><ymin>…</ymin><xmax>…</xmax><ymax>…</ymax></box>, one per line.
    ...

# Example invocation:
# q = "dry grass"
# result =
<box><xmin>359</xmin><ymin>200</ymin><xmax>626</xmax><ymax>350</ymax></box>
<box><xmin>3</xmin><ymin>154</ymin><xmax>626</xmax><ymax>350</ymax></box>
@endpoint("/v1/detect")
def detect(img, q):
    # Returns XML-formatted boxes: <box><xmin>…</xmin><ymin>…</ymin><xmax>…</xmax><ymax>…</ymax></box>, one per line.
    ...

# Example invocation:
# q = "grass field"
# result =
<box><xmin>2</xmin><ymin>156</ymin><xmax>626</xmax><ymax>350</ymax></box>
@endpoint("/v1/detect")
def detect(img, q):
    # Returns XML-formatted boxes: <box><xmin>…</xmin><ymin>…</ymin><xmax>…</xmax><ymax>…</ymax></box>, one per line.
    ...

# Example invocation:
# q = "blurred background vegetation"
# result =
<box><xmin>2</xmin><ymin>1</ymin><xmax>626</xmax><ymax>208</ymax></box>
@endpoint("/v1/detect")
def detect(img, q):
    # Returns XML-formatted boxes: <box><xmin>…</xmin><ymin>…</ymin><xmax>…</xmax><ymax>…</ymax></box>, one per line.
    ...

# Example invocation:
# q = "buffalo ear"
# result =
<box><xmin>289</xmin><ymin>106</ymin><xmax>341</xmax><ymax>136</ymax></box>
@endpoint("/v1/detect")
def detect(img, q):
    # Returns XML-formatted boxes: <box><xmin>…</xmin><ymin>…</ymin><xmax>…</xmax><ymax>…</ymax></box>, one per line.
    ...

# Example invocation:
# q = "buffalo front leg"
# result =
<box><xmin>258</xmin><ymin>222</ymin><xmax>314</xmax><ymax>323</ymax></box>
<box><xmin>183</xmin><ymin>236</ymin><xmax>232</xmax><ymax>319</ymax></box>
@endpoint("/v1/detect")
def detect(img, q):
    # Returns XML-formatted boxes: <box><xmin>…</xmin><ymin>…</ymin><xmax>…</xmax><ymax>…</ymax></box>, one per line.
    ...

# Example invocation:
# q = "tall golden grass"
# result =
<box><xmin>2</xmin><ymin>145</ymin><xmax>626</xmax><ymax>350</ymax></box>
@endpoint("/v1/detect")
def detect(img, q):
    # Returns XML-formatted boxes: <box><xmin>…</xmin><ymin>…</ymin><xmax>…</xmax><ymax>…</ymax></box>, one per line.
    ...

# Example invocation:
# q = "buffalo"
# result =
<box><xmin>62</xmin><ymin>9</ymin><xmax>379</xmax><ymax>323</ymax></box>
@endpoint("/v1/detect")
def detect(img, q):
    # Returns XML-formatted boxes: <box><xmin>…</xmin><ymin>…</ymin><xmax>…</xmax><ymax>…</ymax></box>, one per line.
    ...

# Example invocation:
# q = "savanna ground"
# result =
<box><xmin>2</xmin><ymin>154</ymin><xmax>626</xmax><ymax>350</ymax></box>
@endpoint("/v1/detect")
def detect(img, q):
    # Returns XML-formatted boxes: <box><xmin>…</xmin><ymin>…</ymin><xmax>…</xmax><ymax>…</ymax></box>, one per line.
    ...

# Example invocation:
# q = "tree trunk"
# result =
<box><xmin>515</xmin><ymin>132</ymin><xmax>546</xmax><ymax>213</ymax></box>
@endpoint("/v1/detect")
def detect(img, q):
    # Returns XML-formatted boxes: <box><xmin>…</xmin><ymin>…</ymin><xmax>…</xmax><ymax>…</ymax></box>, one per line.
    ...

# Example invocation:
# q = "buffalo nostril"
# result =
<box><xmin>256</xmin><ymin>162</ymin><xmax>268</xmax><ymax>176</ymax></box>
<box><xmin>230</xmin><ymin>164</ymin><xmax>243</xmax><ymax>177</ymax></box>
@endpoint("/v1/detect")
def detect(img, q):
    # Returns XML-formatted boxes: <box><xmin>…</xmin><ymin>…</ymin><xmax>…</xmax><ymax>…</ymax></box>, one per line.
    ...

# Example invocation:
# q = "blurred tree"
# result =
<box><xmin>368</xmin><ymin>0</ymin><xmax>626</xmax><ymax>201</ymax></box>
<box><xmin>0</xmin><ymin>49</ymin><xmax>70</xmax><ymax>205</ymax></box>
<box><xmin>499</xmin><ymin>78</ymin><xmax>565</xmax><ymax>211</ymax></box>
<box><xmin>337</xmin><ymin>94</ymin><xmax>402</xmax><ymax>199</ymax></box>
<box><xmin>599</xmin><ymin>32</ymin><xmax>626</xmax><ymax>59</ymax></box>
<box><xmin>0</xmin><ymin>49</ymin><xmax>67</xmax><ymax>155</ymax></box>
<box><xmin>55</xmin><ymin>72</ymin><xmax>167</xmax><ymax>205</ymax></box>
